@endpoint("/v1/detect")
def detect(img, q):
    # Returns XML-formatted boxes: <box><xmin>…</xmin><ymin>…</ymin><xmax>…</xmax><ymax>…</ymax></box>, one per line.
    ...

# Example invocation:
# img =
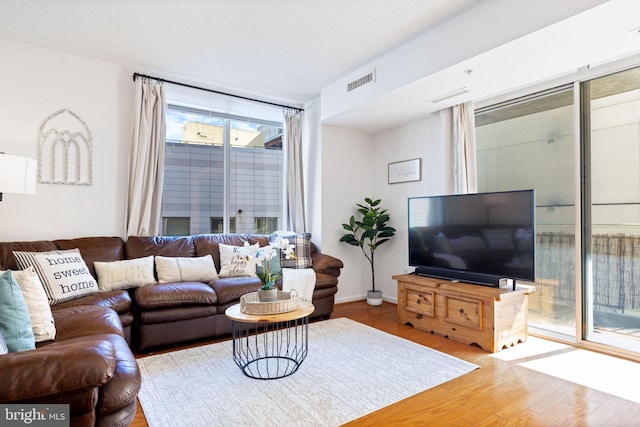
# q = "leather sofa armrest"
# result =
<box><xmin>0</xmin><ymin>337</ymin><xmax>116</xmax><ymax>402</ymax></box>
<box><xmin>311</xmin><ymin>252</ymin><xmax>344</xmax><ymax>276</ymax></box>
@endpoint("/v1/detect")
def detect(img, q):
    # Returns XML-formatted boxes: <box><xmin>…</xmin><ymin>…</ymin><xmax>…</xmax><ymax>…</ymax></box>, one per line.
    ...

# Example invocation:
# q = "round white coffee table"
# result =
<box><xmin>225</xmin><ymin>302</ymin><xmax>315</xmax><ymax>380</ymax></box>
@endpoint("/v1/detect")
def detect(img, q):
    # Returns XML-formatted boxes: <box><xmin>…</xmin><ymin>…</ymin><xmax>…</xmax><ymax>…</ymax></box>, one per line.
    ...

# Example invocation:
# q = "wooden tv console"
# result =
<box><xmin>393</xmin><ymin>274</ymin><xmax>534</xmax><ymax>353</ymax></box>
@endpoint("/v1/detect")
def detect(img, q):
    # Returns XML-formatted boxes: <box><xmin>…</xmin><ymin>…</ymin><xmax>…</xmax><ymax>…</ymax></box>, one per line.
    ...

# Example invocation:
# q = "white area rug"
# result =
<box><xmin>137</xmin><ymin>317</ymin><xmax>478</xmax><ymax>427</ymax></box>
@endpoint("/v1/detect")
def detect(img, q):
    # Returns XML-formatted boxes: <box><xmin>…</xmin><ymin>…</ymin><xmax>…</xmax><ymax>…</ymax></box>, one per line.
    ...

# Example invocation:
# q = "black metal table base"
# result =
<box><xmin>231</xmin><ymin>317</ymin><xmax>309</xmax><ymax>380</ymax></box>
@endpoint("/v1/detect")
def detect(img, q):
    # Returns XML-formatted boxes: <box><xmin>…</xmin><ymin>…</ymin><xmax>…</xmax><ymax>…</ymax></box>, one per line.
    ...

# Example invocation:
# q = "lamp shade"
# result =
<box><xmin>0</xmin><ymin>153</ymin><xmax>37</xmax><ymax>195</ymax></box>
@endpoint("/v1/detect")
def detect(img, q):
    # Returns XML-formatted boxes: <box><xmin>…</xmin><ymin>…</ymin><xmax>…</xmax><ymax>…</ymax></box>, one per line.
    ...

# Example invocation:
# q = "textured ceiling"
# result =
<box><xmin>0</xmin><ymin>0</ymin><xmax>480</xmax><ymax>106</ymax></box>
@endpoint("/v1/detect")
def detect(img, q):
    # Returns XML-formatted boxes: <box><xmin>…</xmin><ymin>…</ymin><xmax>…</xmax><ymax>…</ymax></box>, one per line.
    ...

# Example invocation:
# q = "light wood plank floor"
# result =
<box><xmin>131</xmin><ymin>301</ymin><xmax>640</xmax><ymax>427</ymax></box>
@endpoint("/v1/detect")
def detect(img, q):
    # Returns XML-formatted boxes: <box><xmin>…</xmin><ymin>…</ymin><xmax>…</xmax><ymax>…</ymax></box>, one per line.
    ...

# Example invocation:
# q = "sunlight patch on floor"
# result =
<box><xmin>491</xmin><ymin>337</ymin><xmax>640</xmax><ymax>404</ymax></box>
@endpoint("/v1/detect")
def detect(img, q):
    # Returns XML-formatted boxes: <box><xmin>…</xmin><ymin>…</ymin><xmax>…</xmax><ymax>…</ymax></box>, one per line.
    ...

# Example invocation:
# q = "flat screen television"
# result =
<box><xmin>408</xmin><ymin>190</ymin><xmax>535</xmax><ymax>287</ymax></box>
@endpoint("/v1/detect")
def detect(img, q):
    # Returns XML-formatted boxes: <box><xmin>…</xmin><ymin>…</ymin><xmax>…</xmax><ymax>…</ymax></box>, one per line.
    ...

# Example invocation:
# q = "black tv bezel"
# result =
<box><xmin>407</xmin><ymin>190</ymin><xmax>535</xmax><ymax>288</ymax></box>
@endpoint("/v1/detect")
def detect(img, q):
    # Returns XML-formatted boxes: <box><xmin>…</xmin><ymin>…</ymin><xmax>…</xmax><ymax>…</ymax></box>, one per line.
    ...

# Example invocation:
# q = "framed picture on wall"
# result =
<box><xmin>388</xmin><ymin>158</ymin><xmax>421</xmax><ymax>184</ymax></box>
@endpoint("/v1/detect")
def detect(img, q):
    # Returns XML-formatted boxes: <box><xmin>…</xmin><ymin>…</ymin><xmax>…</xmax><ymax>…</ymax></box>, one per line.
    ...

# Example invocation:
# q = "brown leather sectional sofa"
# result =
<box><xmin>0</xmin><ymin>233</ymin><xmax>343</xmax><ymax>426</ymax></box>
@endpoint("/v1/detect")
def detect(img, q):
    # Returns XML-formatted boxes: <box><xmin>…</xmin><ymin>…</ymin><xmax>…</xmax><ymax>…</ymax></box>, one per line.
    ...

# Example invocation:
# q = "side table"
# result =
<box><xmin>224</xmin><ymin>302</ymin><xmax>315</xmax><ymax>380</ymax></box>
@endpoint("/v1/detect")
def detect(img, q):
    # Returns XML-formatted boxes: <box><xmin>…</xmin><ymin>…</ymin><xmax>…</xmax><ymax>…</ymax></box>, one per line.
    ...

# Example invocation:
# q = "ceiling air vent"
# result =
<box><xmin>347</xmin><ymin>70</ymin><xmax>376</xmax><ymax>92</ymax></box>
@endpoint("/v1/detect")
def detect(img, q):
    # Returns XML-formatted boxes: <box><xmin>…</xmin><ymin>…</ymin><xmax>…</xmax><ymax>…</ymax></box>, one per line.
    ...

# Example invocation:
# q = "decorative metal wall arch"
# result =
<box><xmin>38</xmin><ymin>108</ymin><xmax>93</xmax><ymax>185</ymax></box>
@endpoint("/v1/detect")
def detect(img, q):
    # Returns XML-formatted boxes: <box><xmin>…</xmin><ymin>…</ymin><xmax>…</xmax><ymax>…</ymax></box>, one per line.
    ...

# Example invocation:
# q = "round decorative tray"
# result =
<box><xmin>240</xmin><ymin>290</ymin><xmax>300</xmax><ymax>315</ymax></box>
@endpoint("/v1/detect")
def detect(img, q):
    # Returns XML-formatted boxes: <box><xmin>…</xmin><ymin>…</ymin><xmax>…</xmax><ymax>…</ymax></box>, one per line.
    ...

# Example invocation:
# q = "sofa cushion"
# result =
<box><xmin>126</xmin><ymin>236</ymin><xmax>195</xmax><ymax>259</ymax></box>
<box><xmin>13</xmin><ymin>249</ymin><xmax>99</xmax><ymax>304</ymax></box>
<box><xmin>53</xmin><ymin>236</ymin><xmax>125</xmax><ymax>278</ymax></box>
<box><xmin>47</xmin><ymin>305</ymin><xmax>125</xmax><ymax>342</ymax></box>
<box><xmin>0</xmin><ymin>240</ymin><xmax>57</xmax><ymax>271</ymax></box>
<box><xmin>5</xmin><ymin>267</ymin><xmax>56</xmax><ymax>342</ymax></box>
<box><xmin>218</xmin><ymin>244</ymin><xmax>256</xmax><ymax>277</ymax></box>
<box><xmin>134</xmin><ymin>282</ymin><xmax>218</xmax><ymax>309</ymax></box>
<box><xmin>96</xmin><ymin>334</ymin><xmax>142</xmax><ymax>416</ymax></box>
<box><xmin>52</xmin><ymin>289</ymin><xmax>132</xmax><ymax>316</ymax></box>
<box><xmin>138</xmin><ymin>305</ymin><xmax>219</xmax><ymax>324</ymax></box>
<box><xmin>155</xmin><ymin>255</ymin><xmax>218</xmax><ymax>283</ymax></box>
<box><xmin>94</xmin><ymin>256</ymin><xmax>156</xmax><ymax>291</ymax></box>
<box><xmin>208</xmin><ymin>276</ymin><xmax>262</xmax><ymax>304</ymax></box>
<box><xmin>0</xmin><ymin>270</ymin><xmax>35</xmax><ymax>352</ymax></box>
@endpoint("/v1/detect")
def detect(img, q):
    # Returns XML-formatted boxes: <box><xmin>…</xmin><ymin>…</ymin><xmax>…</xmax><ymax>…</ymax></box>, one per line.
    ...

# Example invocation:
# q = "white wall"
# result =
<box><xmin>321</xmin><ymin>114</ymin><xmax>453</xmax><ymax>303</ymax></box>
<box><xmin>371</xmin><ymin>115</ymin><xmax>450</xmax><ymax>302</ymax></box>
<box><xmin>319</xmin><ymin>125</ymin><xmax>373</xmax><ymax>302</ymax></box>
<box><xmin>0</xmin><ymin>39</ymin><xmax>133</xmax><ymax>241</ymax></box>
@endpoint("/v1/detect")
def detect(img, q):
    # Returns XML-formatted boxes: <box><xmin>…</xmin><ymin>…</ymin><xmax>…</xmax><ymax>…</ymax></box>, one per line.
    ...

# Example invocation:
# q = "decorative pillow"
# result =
<box><xmin>2</xmin><ymin>267</ymin><xmax>56</xmax><ymax>342</ymax></box>
<box><xmin>0</xmin><ymin>270</ymin><xmax>35</xmax><ymax>352</ymax></box>
<box><xmin>0</xmin><ymin>332</ymin><xmax>8</xmax><ymax>355</ymax></box>
<box><xmin>13</xmin><ymin>249</ymin><xmax>98</xmax><ymax>305</ymax></box>
<box><xmin>269</xmin><ymin>232</ymin><xmax>312</xmax><ymax>269</ymax></box>
<box><xmin>481</xmin><ymin>229</ymin><xmax>515</xmax><ymax>250</ymax></box>
<box><xmin>218</xmin><ymin>244</ymin><xmax>256</xmax><ymax>278</ymax></box>
<box><xmin>94</xmin><ymin>256</ymin><xmax>156</xmax><ymax>291</ymax></box>
<box><xmin>155</xmin><ymin>255</ymin><xmax>218</xmax><ymax>283</ymax></box>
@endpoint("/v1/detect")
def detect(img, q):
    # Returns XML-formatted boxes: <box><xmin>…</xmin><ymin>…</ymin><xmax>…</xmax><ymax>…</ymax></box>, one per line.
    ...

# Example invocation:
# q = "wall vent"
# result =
<box><xmin>347</xmin><ymin>70</ymin><xmax>376</xmax><ymax>92</ymax></box>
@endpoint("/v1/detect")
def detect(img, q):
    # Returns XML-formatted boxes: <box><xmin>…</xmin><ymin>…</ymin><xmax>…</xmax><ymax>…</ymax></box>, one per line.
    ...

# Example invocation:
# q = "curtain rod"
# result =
<box><xmin>133</xmin><ymin>72</ymin><xmax>304</xmax><ymax>113</ymax></box>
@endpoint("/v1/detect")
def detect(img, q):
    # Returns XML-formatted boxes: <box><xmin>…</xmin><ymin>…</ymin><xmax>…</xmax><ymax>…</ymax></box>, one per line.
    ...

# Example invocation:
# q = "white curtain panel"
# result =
<box><xmin>452</xmin><ymin>101</ymin><xmax>477</xmax><ymax>194</ymax></box>
<box><xmin>125</xmin><ymin>79</ymin><xmax>166</xmax><ymax>237</ymax></box>
<box><xmin>284</xmin><ymin>109</ymin><xmax>306</xmax><ymax>233</ymax></box>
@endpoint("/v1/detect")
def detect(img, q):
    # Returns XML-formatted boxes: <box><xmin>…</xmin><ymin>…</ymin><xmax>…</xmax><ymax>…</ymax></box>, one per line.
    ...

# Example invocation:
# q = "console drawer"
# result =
<box><xmin>444</xmin><ymin>295</ymin><xmax>482</xmax><ymax>330</ymax></box>
<box><xmin>404</xmin><ymin>287</ymin><xmax>435</xmax><ymax>317</ymax></box>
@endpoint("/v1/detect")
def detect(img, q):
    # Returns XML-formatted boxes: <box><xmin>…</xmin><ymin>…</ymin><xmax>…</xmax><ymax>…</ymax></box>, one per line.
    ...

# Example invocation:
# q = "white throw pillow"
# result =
<box><xmin>155</xmin><ymin>255</ymin><xmax>218</xmax><ymax>283</ymax></box>
<box><xmin>218</xmin><ymin>244</ymin><xmax>256</xmax><ymax>278</ymax></box>
<box><xmin>94</xmin><ymin>256</ymin><xmax>156</xmax><ymax>292</ymax></box>
<box><xmin>13</xmin><ymin>249</ymin><xmax>98</xmax><ymax>305</ymax></box>
<box><xmin>1</xmin><ymin>267</ymin><xmax>56</xmax><ymax>342</ymax></box>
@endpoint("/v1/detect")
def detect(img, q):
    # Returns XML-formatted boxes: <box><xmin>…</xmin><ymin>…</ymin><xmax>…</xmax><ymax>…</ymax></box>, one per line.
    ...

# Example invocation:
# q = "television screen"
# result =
<box><xmin>408</xmin><ymin>190</ymin><xmax>535</xmax><ymax>286</ymax></box>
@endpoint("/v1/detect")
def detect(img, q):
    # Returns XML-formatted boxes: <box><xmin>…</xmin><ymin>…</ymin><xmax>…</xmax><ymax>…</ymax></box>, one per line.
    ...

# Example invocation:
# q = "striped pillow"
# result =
<box><xmin>13</xmin><ymin>249</ymin><xmax>98</xmax><ymax>305</ymax></box>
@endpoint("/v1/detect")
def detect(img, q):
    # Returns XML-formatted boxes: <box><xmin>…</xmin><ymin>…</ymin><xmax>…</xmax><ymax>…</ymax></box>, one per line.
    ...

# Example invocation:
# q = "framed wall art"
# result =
<box><xmin>388</xmin><ymin>158</ymin><xmax>421</xmax><ymax>184</ymax></box>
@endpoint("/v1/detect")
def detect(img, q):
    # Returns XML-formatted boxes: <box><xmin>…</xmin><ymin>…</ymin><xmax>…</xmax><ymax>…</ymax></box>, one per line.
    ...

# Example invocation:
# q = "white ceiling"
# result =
<box><xmin>0</xmin><ymin>0</ymin><xmax>480</xmax><ymax>106</ymax></box>
<box><xmin>1</xmin><ymin>0</ymin><xmax>638</xmax><ymax>133</ymax></box>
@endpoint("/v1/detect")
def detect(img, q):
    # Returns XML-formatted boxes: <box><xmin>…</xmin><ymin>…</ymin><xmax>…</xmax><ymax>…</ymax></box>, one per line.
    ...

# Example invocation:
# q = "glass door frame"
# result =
<box><xmin>577</xmin><ymin>67</ymin><xmax>640</xmax><ymax>358</ymax></box>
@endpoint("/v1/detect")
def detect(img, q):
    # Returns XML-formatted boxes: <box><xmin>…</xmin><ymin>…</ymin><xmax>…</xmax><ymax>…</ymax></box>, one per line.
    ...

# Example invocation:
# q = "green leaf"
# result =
<box><xmin>376</xmin><ymin>238</ymin><xmax>390</xmax><ymax>246</ymax></box>
<box><xmin>363</xmin><ymin>229</ymin><xmax>377</xmax><ymax>240</ymax></box>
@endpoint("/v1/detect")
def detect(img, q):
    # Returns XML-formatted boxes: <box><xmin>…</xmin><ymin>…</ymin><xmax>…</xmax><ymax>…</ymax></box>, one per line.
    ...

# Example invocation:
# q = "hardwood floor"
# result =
<box><xmin>131</xmin><ymin>301</ymin><xmax>640</xmax><ymax>427</ymax></box>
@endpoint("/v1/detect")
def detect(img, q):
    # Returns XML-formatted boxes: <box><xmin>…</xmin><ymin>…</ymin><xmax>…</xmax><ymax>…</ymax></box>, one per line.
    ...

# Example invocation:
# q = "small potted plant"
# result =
<box><xmin>340</xmin><ymin>197</ymin><xmax>396</xmax><ymax>305</ymax></box>
<box><xmin>240</xmin><ymin>238</ymin><xmax>296</xmax><ymax>302</ymax></box>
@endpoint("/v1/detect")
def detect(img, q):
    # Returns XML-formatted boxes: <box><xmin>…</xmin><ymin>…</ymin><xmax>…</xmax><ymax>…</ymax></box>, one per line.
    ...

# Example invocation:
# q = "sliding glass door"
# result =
<box><xmin>477</xmin><ymin>65</ymin><xmax>640</xmax><ymax>355</ymax></box>
<box><xmin>582</xmin><ymin>67</ymin><xmax>640</xmax><ymax>352</ymax></box>
<box><xmin>475</xmin><ymin>86</ymin><xmax>577</xmax><ymax>339</ymax></box>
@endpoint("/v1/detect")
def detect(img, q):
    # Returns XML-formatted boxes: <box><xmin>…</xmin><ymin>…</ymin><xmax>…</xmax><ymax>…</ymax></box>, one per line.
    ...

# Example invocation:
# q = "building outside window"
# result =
<box><xmin>210</xmin><ymin>217</ymin><xmax>236</xmax><ymax>234</ymax></box>
<box><xmin>161</xmin><ymin>103</ymin><xmax>284</xmax><ymax>235</ymax></box>
<box><xmin>162</xmin><ymin>217</ymin><xmax>190</xmax><ymax>236</ymax></box>
<box><xmin>255</xmin><ymin>217</ymin><xmax>278</xmax><ymax>234</ymax></box>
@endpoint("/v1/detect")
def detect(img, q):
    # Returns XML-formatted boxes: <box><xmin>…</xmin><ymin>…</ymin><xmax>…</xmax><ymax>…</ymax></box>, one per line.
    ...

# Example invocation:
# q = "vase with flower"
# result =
<box><xmin>239</xmin><ymin>237</ymin><xmax>296</xmax><ymax>302</ymax></box>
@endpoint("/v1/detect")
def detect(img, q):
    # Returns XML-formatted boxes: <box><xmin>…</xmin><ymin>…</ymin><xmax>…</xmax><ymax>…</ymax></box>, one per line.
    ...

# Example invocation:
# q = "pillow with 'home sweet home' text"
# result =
<box><xmin>13</xmin><ymin>249</ymin><xmax>98</xmax><ymax>305</ymax></box>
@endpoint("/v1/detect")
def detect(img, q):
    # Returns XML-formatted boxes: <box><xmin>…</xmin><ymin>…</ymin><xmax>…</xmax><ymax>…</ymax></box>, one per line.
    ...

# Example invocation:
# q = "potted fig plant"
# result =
<box><xmin>340</xmin><ymin>197</ymin><xmax>396</xmax><ymax>306</ymax></box>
